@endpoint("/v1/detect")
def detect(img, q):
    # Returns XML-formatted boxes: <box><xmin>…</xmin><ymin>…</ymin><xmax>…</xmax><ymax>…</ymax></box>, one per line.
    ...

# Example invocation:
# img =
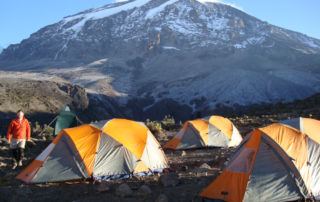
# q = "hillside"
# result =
<box><xmin>1</xmin><ymin>0</ymin><xmax>320</xmax><ymax>120</ymax></box>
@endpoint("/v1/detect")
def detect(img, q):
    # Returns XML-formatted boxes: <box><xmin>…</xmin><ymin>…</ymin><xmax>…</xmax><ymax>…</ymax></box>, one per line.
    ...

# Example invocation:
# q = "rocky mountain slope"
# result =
<box><xmin>0</xmin><ymin>73</ymin><xmax>88</xmax><ymax>133</ymax></box>
<box><xmin>0</xmin><ymin>79</ymin><xmax>87</xmax><ymax>116</ymax></box>
<box><xmin>1</xmin><ymin>0</ymin><xmax>320</xmax><ymax>120</ymax></box>
<box><xmin>0</xmin><ymin>71</ymin><xmax>125</xmax><ymax>123</ymax></box>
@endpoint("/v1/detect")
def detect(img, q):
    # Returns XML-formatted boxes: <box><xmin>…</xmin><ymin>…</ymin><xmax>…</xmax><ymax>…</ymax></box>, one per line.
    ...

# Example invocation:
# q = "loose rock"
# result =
<box><xmin>159</xmin><ymin>173</ymin><xmax>179</xmax><ymax>187</ymax></box>
<box><xmin>199</xmin><ymin>163</ymin><xmax>211</xmax><ymax>170</ymax></box>
<box><xmin>155</xmin><ymin>194</ymin><xmax>168</xmax><ymax>202</ymax></box>
<box><xmin>115</xmin><ymin>183</ymin><xmax>133</xmax><ymax>197</ymax></box>
<box><xmin>138</xmin><ymin>184</ymin><xmax>152</xmax><ymax>195</ymax></box>
<box><xmin>95</xmin><ymin>182</ymin><xmax>110</xmax><ymax>193</ymax></box>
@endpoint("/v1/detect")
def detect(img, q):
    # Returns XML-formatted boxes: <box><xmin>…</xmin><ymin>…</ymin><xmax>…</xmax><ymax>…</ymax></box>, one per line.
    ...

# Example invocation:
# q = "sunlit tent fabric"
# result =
<box><xmin>281</xmin><ymin>117</ymin><xmax>320</xmax><ymax>143</ymax></box>
<box><xmin>200</xmin><ymin>129</ymin><xmax>309</xmax><ymax>202</ymax></box>
<box><xmin>54</xmin><ymin>106</ymin><xmax>78</xmax><ymax>136</ymax></box>
<box><xmin>17</xmin><ymin>118</ymin><xmax>168</xmax><ymax>183</ymax></box>
<box><xmin>164</xmin><ymin>115</ymin><xmax>242</xmax><ymax>149</ymax></box>
<box><xmin>259</xmin><ymin>123</ymin><xmax>320</xmax><ymax>200</ymax></box>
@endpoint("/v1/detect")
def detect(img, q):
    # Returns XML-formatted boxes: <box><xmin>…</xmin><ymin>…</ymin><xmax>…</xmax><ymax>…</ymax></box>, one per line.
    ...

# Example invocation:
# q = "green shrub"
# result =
<box><xmin>146</xmin><ymin>119</ymin><xmax>163</xmax><ymax>135</ymax></box>
<box><xmin>160</xmin><ymin>115</ymin><xmax>176</xmax><ymax>130</ymax></box>
<box><xmin>33</xmin><ymin>121</ymin><xmax>42</xmax><ymax>134</ymax></box>
<box><xmin>146</xmin><ymin>115</ymin><xmax>182</xmax><ymax>133</ymax></box>
<box><xmin>31</xmin><ymin>122</ymin><xmax>54</xmax><ymax>141</ymax></box>
<box><xmin>42</xmin><ymin>124</ymin><xmax>54</xmax><ymax>136</ymax></box>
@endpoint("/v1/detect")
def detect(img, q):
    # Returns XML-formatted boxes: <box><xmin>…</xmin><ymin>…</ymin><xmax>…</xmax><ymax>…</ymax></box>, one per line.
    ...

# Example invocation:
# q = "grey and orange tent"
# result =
<box><xmin>17</xmin><ymin>118</ymin><xmax>168</xmax><ymax>183</ymax></box>
<box><xmin>200</xmin><ymin>128</ymin><xmax>309</xmax><ymax>201</ymax></box>
<box><xmin>259</xmin><ymin>123</ymin><xmax>320</xmax><ymax>200</ymax></box>
<box><xmin>281</xmin><ymin>117</ymin><xmax>320</xmax><ymax>143</ymax></box>
<box><xmin>164</xmin><ymin>116</ymin><xmax>242</xmax><ymax>149</ymax></box>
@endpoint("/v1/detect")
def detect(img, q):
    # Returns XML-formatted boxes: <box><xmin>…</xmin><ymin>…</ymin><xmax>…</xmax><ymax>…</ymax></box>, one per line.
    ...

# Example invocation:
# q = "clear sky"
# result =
<box><xmin>0</xmin><ymin>0</ymin><xmax>319</xmax><ymax>48</ymax></box>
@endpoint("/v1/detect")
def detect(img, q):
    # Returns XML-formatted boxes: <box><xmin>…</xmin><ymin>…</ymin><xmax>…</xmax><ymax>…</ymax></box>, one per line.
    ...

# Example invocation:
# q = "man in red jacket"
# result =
<box><xmin>7</xmin><ymin>110</ymin><xmax>31</xmax><ymax>169</ymax></box>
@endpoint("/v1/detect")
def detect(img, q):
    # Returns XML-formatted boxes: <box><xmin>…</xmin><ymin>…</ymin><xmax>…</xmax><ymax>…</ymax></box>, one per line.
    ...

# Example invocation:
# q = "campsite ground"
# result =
<box><xmin>1</xmin><ymin>107</ymin><xmax>320</xmax><ymax>202</ymax></box>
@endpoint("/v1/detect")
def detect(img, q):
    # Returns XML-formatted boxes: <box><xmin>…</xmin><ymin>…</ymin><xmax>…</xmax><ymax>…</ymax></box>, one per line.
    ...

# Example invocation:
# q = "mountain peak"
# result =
<box><xmin>1</xmin><ymin>0</ymin><xmax>320</xmax><ymax>120</ymax></box>
<box><xmin>60</xmin><ymin>0</ymin><xmax>242</xmax><ymax>34</ymax></box>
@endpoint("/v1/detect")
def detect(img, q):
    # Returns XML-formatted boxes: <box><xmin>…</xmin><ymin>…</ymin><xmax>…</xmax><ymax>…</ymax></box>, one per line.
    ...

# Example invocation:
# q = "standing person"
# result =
<box><xmin>6</xmin><ymin>110</ymin><xmax>31</xmax><ymax>169</ymax></box>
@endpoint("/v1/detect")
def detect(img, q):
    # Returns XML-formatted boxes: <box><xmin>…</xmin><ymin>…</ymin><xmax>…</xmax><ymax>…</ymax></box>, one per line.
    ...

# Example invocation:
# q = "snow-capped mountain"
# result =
<box><xmin>1</xmin><ymin>0</ymin><xmax>320</xmax><ymax>120</ymax></box>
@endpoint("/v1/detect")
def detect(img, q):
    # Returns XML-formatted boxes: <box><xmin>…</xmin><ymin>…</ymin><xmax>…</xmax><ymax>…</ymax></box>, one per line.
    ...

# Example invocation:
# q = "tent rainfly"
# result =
<box><xmin>280</xmin><ymin>117</ymin><xmax>320</xmax><ymax>143</ymax></box>
<box><xmin>259</xmin><ymin>123</ymin><xmax>320</xmax><ymax>200</ymax></box>
<box><xmin>200</xmin><ymin>128</ymin><xmax>310</xmax><ymax>201</ymax></box>
<box><xmin>17</xmin><ymin>118</ymin><xmax>168</xmax><ymax>183</ymax></box>
<box><xmin>164</xmin><ymin>115</ymin><xmax>242</xmax><ymax>149</ymax></box>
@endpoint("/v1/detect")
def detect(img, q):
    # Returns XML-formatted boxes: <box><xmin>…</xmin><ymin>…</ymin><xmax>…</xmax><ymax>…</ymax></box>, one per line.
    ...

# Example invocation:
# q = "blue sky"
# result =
<box><xmin>0</xmin><ymin>0</ymin><xmax>319</xmax><ymax>48</ymax></box>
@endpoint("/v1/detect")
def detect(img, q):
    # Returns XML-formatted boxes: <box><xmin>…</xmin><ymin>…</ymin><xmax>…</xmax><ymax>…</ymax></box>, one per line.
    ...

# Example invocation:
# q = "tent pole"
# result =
<box><xmin>76</xmin><ymin>116</ymin><xmax>84</xmax><ymax>125</ymax></box>
<box><xmin>37</xmin><ymin>116</ymin><xmax>58</xmax><ymax>137</ymax></box>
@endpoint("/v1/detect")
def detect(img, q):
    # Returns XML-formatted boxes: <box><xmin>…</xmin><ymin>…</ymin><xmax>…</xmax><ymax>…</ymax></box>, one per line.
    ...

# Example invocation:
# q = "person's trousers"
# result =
<box><xmin>12</xmin><ymin>148</ymin><xmax>24</xmax><ymax>162</ymax></box>
<box><xmin>10</xmin><ymin>139</ymin><xmax>26</xmax><ymax>163</ymax></box>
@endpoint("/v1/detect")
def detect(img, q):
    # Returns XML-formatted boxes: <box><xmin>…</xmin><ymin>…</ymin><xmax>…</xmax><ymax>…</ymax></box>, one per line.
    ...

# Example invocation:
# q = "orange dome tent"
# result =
<box><xmin>281</xmin><ymin>117</ymin><xmax>320</xmax><ymax>143</ymax></box>
<box><xmin>259</xmin><ymin>123</ymin><xmax>320</xmax><ymax>200</ymax></box>
<box><xmin>200</xmin><ymin>128</ymin><xmax>310</xmax><ymax>201</ymax></box>
<box><xmin>17</xmin><ymin>119</ymin><xmax>168</xmax><ymax>183</ymax></box>
<box><xmin>164</xmin><ymin>116</ymin><xmax>242</xmax><ymax>149</ymax></box>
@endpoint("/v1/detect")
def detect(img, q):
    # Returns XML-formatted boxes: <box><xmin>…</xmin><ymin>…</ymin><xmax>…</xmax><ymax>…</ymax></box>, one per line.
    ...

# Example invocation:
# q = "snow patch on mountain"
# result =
<box><xmin>145</xmin><ymin>0</ymin><xmax>179</xmax><ymax>19</ymax></box>
<box><xmin>196</xmin><ymin>0</ymin><xmax>243</xmax><ymax>11</ymax></box>
<box><xmin>63</xmin><ymin>0</ymin><xmax>152</xmax><ymax>33</ymax></box>
<box><xmin>233</xmin><ymin>36</ymin><xmax>265</xmax><ymax>49</ymax></box>
<box><xmin>299</xmin><ymin>36</ymin><xmax>320</xmax><ymax>48</ymax></box>
<box><xmin>234</xmin><ymin>43</ymin><xmax>246</xmax><ymax>49</ymax></box>
<box><xmin>247</xmin><ymin>36</ymin><xmax>265</xmax><ymax>44</ymax></box>
<box><xmin>162</xmin><ymin>46</ymin><xmax>180</xmax><ymax>50</ymax></box>
<box><xmin>196</xmin><ymin>0</ymin><xmax>227</xmax><ymax>4</ymax></box>
<box><xmin>167</xmin><ymin>18</ymin><xmax>202</xmax><ymax>35</ymax></box>
<box><xmin>199</xmin><ymin>14</ymin><xmax>229</xmax><ymax>31</ymax></box>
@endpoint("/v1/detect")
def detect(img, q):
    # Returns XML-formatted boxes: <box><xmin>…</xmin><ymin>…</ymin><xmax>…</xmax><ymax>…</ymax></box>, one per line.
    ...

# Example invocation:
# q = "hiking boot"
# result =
<box><xmin>18</xmin><ymin>160</ymin><xmax>23</xmax><ymax>167</ymax></box>
<box><xmin>12</xmin><ymin>161</ymin><xmax>17</xmax><ymax>170</ymax></box>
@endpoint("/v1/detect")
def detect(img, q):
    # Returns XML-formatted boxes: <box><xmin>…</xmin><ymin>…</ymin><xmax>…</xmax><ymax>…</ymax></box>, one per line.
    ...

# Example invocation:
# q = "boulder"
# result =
<box><xmin>138</xmin><ymin>184</ymin><xmax>152</xmax><ymax>195</ymax></box>
<box><xmin>159</xmin><ymin>173</ymin><xmax>179</xmax><ymax>187</ymax></box>
<box><xmin>199</xmin><ymin>163</ymin><xmax>211</xmax><ymax>170</ymax></box>
<box><xmin>115</xmin><ymin>183</ymin><xmax>133</xmax><ymax>197</ymax></box>
<box><xmin>155</xmin><ymin>194</ymin><xmax>168</xmax><ymax>202</ymax></box>
<box><xmin>95</xmin><ymin>182</ymin><xmax>110</xmax><ymax>193</ymax></box>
